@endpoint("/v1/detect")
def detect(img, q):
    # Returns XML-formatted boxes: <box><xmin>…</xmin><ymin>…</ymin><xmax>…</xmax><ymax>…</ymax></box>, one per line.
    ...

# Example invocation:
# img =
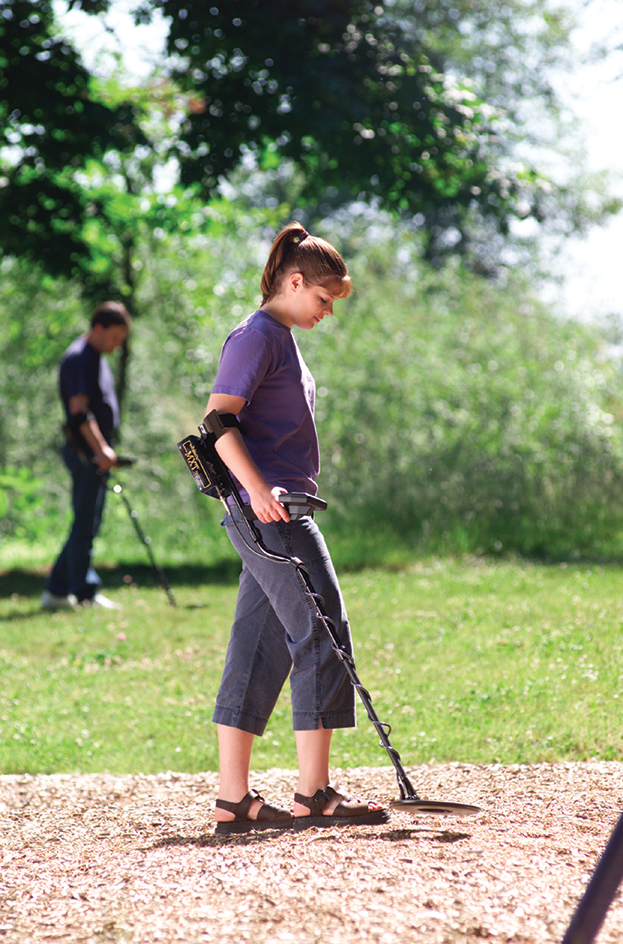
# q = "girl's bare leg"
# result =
<box><xmin>215</xmin><ymin>723</ymin><xmax>263</xmax><ymax>822</ymax></box>
<box><xmin>293</xmin><ymin>726</ymin><xmax>341</xmax><ymax>815</ymax></box>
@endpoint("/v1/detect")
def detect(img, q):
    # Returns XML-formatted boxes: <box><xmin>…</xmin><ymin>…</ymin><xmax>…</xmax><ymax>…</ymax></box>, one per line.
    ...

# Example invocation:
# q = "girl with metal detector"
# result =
<box><xmin>203</xmin><ymin>223</ymin><xmax>390</xmax><ymax>834</ymax></box>
<box><xmin>191</xmin><ymin>223</ymin><xmax>479</xmax><ymax>834</ymax></box>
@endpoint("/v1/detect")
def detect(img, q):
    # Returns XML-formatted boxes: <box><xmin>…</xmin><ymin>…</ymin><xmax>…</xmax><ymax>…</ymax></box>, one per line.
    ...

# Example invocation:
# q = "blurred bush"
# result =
<box><xmin>2</xmin><ymin>221</ymin><xmax>623</xmax><ymax>566</ymax></box>
<box><xmin>310</xmin><ymin>242</ymin><xmax>623</xmax><ymax>558</ymax></box>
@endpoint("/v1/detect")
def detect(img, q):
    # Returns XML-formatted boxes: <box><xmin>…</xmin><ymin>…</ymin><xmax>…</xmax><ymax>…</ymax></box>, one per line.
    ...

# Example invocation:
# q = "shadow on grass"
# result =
<box><xmin>6</xmin><ymin>551</ymin><xmax>623</xmax><ymax>603</ymax></box>
<box><xmin>0</xmin><ymin>559</ymin><xmax>242</xmax><ymax>600</ymax></box>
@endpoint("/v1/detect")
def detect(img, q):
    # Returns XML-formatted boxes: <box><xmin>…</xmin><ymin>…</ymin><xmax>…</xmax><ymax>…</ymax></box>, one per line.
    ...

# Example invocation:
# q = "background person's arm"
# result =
<box><xmin>68</xmin><ymin>393</ymin><xmax>118</xmax><ymax>471</ymax></box>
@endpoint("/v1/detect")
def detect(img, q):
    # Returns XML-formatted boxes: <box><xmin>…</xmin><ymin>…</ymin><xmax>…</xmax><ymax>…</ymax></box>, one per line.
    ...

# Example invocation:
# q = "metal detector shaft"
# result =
<box><xmin>223</xmin><ymin>489</ymin><xmax>419</xmax><ymax>799</ymax></box>
<box><xmin>107</xmin><ymin>480</ymin><xmax>177</xmax><ymax>608</ymax></box>
<box><xmin>185</xmin><ymin>416</ymin><xmax>418</xmax><ymax>801</ymax></box>
<box><xmin>287</xmin><ymin>552</ymin><xmax>420</xmax><ymax>801</ymax></box>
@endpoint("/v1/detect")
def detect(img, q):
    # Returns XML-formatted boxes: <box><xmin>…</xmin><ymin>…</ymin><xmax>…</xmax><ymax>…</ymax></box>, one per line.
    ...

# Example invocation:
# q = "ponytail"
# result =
<box><xmin>260</xmin><ymin>222</ymin><xmax>352</xmax><ymax>305</ymax></box>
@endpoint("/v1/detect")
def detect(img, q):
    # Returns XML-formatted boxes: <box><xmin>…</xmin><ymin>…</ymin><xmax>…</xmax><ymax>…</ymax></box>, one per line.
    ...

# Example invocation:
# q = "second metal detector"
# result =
<box><xmin>100</xmin><ymin>458</ymin><xmax>176</xmax><ymax>608</ymax></box>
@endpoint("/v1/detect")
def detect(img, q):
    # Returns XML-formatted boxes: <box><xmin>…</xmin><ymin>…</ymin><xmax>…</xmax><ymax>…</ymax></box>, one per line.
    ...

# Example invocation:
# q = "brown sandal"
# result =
<box><xmin>215</xmin><ymin>789</ymin><xmax>293</xmax><ymax>834</ymax></box>
<box><xmin>293</xmin><ymin>785</ymin><xmax>390</xmax><ymax>830</ymax></box>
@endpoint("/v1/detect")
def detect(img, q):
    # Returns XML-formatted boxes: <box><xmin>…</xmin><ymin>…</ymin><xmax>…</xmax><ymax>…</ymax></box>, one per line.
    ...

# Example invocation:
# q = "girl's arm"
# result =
<box><xmin>204</xmin><ymin>393</ymin><xmax>290</xmax><ymax>523</ymax></box>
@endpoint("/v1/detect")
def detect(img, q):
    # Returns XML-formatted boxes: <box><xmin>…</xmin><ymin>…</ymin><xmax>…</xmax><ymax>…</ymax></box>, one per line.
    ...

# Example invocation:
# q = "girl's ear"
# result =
<box><xmin>287</xmin><ymin>271</ymin><xmax>304</xmax><ymax>292</ymax></box>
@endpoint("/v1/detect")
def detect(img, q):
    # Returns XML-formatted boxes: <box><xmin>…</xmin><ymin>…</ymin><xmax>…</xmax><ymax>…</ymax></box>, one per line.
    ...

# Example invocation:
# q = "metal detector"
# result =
<box><xmin>102</xmin><ymin>458</ymin><xmax>177</xmax><ymax>608</ymax></box>
<box><xmin>178</xmin><ymin>411</ymin><xmax>479</xmax><ymax>818</ymax></box>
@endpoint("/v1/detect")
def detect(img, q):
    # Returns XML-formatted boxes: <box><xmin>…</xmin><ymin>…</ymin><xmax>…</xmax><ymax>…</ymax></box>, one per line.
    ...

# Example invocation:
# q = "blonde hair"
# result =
<box><xmin>260</xmin><ymin>222</ymin><xmax>352</xmax><ymax>305</ymax></box>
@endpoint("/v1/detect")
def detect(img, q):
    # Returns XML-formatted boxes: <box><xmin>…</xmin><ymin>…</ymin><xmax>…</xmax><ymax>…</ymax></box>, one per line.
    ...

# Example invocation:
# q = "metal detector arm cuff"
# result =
<box><xmin>199</xmin><ymin>411</ymin><xmax>290</xmax><ymax>532</ymax></box>
<box><xmin>201</xmin><ymin>410</ymin><xmax>243</xmax><ymax>440</ymax></box>
<box><xmin>195</xmin><ymin>411</ymin><xmax>249</xmax><ymax>514</ymax></box>
<box><xmin>66</xmin><ymin>410</ymin><xmax>91</xmax><ymax>431</ymax></box>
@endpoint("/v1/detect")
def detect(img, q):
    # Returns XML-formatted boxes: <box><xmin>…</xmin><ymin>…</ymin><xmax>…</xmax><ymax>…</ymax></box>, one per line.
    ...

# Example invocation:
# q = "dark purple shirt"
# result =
<box><xmin>211</xmin><ymin>310</ymin><xmax>319</xmax><ymax>500</ymax></box>
<box><xmin>59</xmin><ymin>336</ymin><xmax>119</xmax><ymax>456</ymax></box>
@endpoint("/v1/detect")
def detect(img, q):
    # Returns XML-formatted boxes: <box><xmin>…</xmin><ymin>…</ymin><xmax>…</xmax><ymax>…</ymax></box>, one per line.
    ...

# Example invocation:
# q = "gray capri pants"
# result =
<box><xmin>212</xmin><ymin>505</ymin><xmax>356</xmax><ymax>735</ymax></box>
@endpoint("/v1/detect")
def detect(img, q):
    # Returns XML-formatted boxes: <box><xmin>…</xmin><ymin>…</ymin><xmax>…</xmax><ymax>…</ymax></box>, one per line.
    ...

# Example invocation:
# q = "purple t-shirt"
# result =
<box><xmin>211</xmin><ymin>310</ymin><xmax>319</xmax><ymax>500</ymax></box>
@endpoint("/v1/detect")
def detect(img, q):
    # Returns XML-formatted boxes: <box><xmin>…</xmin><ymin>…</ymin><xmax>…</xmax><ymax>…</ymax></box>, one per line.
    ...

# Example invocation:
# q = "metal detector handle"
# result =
<box><xmin>92</xmin><ymin>455</ymin><xmax>138</xmax><ymax>469</ymax></box>
<box><xmin>278</xmin><ymin>492</ymin><xmax>328</xmax><ymax>520</ymax></box>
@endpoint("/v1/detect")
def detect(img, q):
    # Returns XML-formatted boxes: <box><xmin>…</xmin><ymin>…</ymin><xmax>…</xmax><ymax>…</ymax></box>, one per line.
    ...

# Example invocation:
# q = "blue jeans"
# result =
<box><xmin>213</xmin><ymin>506</ymin><xmax>356</xmax><ymax>735</ymax></box>
<box><xmin>47</xmin><ymin>444</ymin><xmax>107</xmax><ymax>601</ymax></box>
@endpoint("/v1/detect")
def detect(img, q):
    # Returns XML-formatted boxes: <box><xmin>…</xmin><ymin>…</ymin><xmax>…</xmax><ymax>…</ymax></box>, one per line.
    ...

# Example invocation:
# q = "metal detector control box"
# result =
<box><xmin>177</xmin><ymin>434</ymin><xmax>223</xmax><ymax>499</ymax></box>
<box><xmin>177</xmin><ymin>433</ymin><xmax>327</xmax><ymax>520</ymax></box>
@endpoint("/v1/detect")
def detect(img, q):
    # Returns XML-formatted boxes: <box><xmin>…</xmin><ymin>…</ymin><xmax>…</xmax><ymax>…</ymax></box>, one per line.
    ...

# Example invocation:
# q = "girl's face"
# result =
<box><xmin>287</xmin><ymin>274</ymin><xmax>340</xmax><ymax>331</ymax></box>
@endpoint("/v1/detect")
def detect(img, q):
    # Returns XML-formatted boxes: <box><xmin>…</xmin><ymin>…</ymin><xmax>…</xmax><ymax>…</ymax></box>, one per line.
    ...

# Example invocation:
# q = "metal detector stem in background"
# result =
<box><xmin>105</xmin><ymin>474</ymin><xmax>176</xmax><ymax>608</ymax></box>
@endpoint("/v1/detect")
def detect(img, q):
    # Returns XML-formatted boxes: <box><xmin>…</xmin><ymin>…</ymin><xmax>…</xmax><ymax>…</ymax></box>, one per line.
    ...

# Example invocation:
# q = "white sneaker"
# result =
<box><xmin>40</xmin><ymin>590</ymin><xmax>78</xmax><ymax>611</ymax></box>
<box><xmin>89</xmin><ymin>593</ymin><xmax>121</xmax><ymax>610</ymax></box>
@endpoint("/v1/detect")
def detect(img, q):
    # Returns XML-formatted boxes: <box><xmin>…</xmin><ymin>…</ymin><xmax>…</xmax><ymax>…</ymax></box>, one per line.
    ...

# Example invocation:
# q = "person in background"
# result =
<box><xmin>41</xmin><ymin>302</ymin><xmax>131</xmax><ymax>611</ymax></box>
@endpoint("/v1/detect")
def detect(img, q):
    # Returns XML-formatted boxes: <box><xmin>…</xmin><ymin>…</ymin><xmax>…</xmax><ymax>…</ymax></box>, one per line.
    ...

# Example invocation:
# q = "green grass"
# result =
<box><xmin>1</xmin><ymin>556</ymin><xmax>623</xmax><ymax>775</ymax></box>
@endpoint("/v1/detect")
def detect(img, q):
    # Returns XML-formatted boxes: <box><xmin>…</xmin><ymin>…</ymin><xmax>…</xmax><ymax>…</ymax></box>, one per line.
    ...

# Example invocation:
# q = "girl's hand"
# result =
<box><xmin>249</xmin><ymin>485</ymin><xmax>291</xmax><ymax>523</ymax></box>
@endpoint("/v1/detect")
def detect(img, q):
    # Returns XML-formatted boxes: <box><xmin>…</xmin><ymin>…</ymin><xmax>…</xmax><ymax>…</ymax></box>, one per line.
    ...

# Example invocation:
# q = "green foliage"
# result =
<box><xmin>0</xmin><ymin>0</ymin><xmax>147</xmax><ymax>279</ymax></box>
<box><xmin>2</xmin><ymin>219</ymin><xmax>623</xmax><ymax>562</ymax></box>
<box><xmin>124</xmin><ymin>0</ymin><xmax>619</xmax><ymax>272</ymax></box>
<box><xmin>153</xmin><ymin>0</ymin><xmax>544</xmax><ymax>247</ymax></box>
<box><xmin>2</xmin><ymin>0</ymin><xmax>619</xmax><ymax>293</ymax></box>
<box><xmin>400</xmin><ymin>0</ymin><xmax>575</xmax><ymax>110</ymax></box>
<box><xmin>0</xmin><ymin>466</ymin><xmax>43</xmax><ymax>536</ymax></box>
<box><xmin>1</xmin><ymin>558</ymin><xmax>623</xmax><ymax>774</ymax></box>
<box><xmin>306</xmin><ymin>241</ymin><xmax>623</xmax><ymax>557</ymax></box>
<box><xmin>384</xmin><ymin>0</ymin><xmax>622</xmax><ymax>268</ymax></box>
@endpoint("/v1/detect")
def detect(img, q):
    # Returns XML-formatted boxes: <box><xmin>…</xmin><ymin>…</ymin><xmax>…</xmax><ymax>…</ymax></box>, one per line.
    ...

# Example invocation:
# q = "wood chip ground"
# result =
<box><xmin>1</xmin><ymin>762</ymin><xmax>623</xmax><ymax>942</ymax></box>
